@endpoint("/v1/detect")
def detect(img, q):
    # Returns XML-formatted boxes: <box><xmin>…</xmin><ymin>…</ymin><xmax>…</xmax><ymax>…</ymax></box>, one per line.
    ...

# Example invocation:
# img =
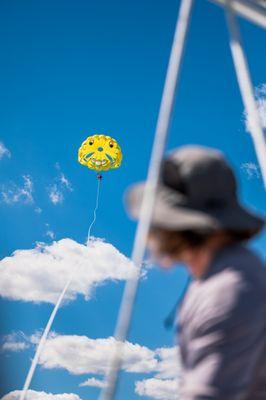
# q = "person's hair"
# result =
<box><xmin>148</xmin><ymin>226</ymin><xmax>251</xmax><ymax>258</ymax></box>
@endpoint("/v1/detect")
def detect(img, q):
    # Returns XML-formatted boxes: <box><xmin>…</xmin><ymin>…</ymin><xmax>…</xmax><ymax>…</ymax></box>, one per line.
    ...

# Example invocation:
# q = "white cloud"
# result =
<box><xmin>79</xmin><ymin>377</ymin><xmax>106</xmax><ymax>388</ymax></box>
<box><xmin>245</xmin><ymin>84</ymin><xmax>266</xmax><ymax>131</ymax></box>
<box><xmin>135</xmin><ymin>378</ymin><xmax>179</xmax><ymax>400</ymax></box>
<box><xmin>29</xmin><ymin>330</ymin><xmax>43</xmax><ymax>345</ymax></box>
<box><xmin>2</xmin><ymin>330</ymin><xmax>181</xmax><ymax>400</ymax></box>
<box><xmin>1</xmin><ymin>175</ymin><xmax>34</xmax><ymax>205</ymax></box>
<box><xmin>0</xmin><ymin>142</ymin><xmax>11</xmax><ymax>159</ymax></box>
<box><xmin>38</xmin><ymin>335</ymin><xmax>158</xmax><ymax>375</ymax></box>
<box><xmin>0</xmin><ymin>238</ymin><xmax>136</xmax><ymax>304</ymax></box>
<box><xmin>1</xmin><ymin>390</ymin><xmax>83</xmax><ymax>400</ymax></box>
<box><xmin>46</xmin><ymin>230</ymin><xmax>55</xmax><ymax>239</ymax></box>
<box><xmin>1</xmin><ymin>332</ymin><xmax>30</xmax><ymax>352</ymax></box>
<box><xmin>2</xmin><ymin>331</ymin><xmax>180</xmax><ymax>379</ymax></box>
<box><xmin>155</xmin><ymin>347</ymin><xmax>181</xmax><ymax>379</ymax></box>
<box><xmin>2</xmin><ymin>341</ymin><xmax>28</xmax><ymax>352</ymax></box>
<box><xmin>49</xmin><ymin>184</ymin><xmax>64</xmax><ymax>205</ymax></box>
<box><xmin>241</xmin><ymin>162</ymin><xmax>260</xmax><ymax>180</ymax></box>
<box><xmin>35</xmin><ymin>334</ymin><xmax>180</xmax><ymax>400</ymax></box>
<box><xmin>48</xmin><ymin>164</ymin><xmax>73</xmax><ymax>205</ymax></box>
<box><xmin>133</xmin><ymin>346</ymin><xmax>181</xmax><ymax>399</ymax></box>
<box><xmin>2</xmin><ymin>333</ymin><xmax>180</xmax><ymax>381</ymax></box>
<box><xmin>59</xmin><ymin>173</ymin><xmax>73</xmax><ymax>191</ymax></box>
<box><xmin>45</xmin><ymin>224</ymin><xmax>55</xmax><ymax>240</ymax></box>
<box><xmin>134</xmin><ymin>347</ymin><xmax>181</xmax><ymax>399</ymax></box>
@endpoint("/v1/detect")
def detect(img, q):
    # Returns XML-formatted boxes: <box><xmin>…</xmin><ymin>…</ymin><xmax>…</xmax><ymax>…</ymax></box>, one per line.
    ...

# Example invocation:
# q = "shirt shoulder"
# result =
<box><xmin>179</xmin><ymin>245</ymin><xmax>266</xmax><ymax>333</ymax></box>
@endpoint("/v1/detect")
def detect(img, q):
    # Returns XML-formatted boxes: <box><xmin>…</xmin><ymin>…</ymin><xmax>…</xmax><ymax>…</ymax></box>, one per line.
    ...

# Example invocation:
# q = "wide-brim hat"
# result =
<box><xmin>126</xmin><ymin>146</ymin><xmax>265</xmax><ymax>236</ymax></box>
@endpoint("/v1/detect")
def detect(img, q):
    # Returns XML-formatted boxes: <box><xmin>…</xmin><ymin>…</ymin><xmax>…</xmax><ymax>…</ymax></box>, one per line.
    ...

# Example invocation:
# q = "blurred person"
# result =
<box><xmin>127</xmin><ymin>146</ymin><xmax>266</xmax><ymax>400</ymax></box>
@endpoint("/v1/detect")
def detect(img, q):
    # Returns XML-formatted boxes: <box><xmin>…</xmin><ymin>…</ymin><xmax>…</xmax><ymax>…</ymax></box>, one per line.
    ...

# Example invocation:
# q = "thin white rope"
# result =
<box><xmin>98</xmin><ymin>1</ymin><xmax>194</xmax><ymax>399</ymax></box>
<box><xmin>225</xmin><ymin>1</ymin><xmax>266</xmax><ymax>189</ymax></box>
<box><xmin>87</xmin><ymin>176</ymin><xmax>101</xmax><ymax>243</ymax></box>
<box><xmin>19</xmin><ymin>176</ymin><xmax>102</xmax><ymax>400</ymax></box>
<box><xmin>19</xmin><ymin>273</ymin><xmax>74</xmax><ymax>400</ymax></box>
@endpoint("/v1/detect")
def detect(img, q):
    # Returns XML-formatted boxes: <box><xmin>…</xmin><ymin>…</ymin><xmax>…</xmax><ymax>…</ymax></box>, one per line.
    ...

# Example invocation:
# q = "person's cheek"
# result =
<box><xmin>147</xmin><ymin>236</ymin><xmax>178</xmax><ymax>269</ymax></box>
<box><xmin>158</xmin><ymin>255</ymin><xmax>175</xmax><ymax>269</ymax></box>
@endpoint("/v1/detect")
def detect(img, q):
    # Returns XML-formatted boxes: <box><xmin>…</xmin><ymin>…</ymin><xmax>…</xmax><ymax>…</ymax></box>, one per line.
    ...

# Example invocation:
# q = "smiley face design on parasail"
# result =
<box><xmin>78</xmin><ymin>134</ymin><xmax>122</xmax><ymax>172</ymax></box>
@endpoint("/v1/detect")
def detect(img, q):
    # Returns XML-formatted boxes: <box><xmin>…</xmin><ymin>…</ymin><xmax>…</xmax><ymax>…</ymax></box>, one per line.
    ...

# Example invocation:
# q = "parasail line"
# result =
<box><xmin>19</xmin><ymin>177</ymin><xmax>102</xmax><ymax>400</ymax></box>
<box><xmin>87</xmin><ymin>174</ymin><xmax>102</xmax><ymax>244</ymax></box>
<box><xmin>98</xmin><ymin>0</ymin><xmax>194</xmax><ymax>399</ymax></box>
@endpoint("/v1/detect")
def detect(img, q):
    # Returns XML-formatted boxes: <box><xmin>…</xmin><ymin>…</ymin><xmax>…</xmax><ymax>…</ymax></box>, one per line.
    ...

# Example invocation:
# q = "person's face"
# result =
<box><xmin>146</xmin><ymin>235</ymin><xmax>182</xmax><ymax>269</ymax></box>
<box><xmin>147</xmin><ymin>230</ymin><xmax>221</xmax><ymax>278</ymax></box>
<box><xmin>147</xmin><ymin>233</ymin><xmax>202</xmax><ymax>271</ymax></box>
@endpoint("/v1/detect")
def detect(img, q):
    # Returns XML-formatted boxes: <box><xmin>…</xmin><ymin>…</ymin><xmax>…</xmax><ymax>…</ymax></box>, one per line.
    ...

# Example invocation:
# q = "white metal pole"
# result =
<box><xmin>212</xmin><ymin>0</ymin><xmax>266</xmax><ymax>29</ymax></box>
<box><xmin>98</xmin><ymin>1</ymin><xmax>194</xmax><ymax>399</ymax></box>
<box><xmin>225</xmin><ymin>1</ymin><xmax>266</xmax><ymax>188</ymax></box>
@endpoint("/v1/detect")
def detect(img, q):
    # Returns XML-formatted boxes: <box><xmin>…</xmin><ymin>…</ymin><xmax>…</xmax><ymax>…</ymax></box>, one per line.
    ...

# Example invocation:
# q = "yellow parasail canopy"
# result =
<box><xmin>78</xmin><ymin>134</ymin><xmax>122</xmax><ymax>172</ymax></box>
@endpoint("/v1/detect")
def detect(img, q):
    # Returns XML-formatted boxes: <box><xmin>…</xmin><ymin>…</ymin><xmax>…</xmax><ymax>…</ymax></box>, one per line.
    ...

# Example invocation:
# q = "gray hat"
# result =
<box><xmin>126</xmin><ymin>146</ymin><xmax>265</xmax><ymax>236</ymax></box>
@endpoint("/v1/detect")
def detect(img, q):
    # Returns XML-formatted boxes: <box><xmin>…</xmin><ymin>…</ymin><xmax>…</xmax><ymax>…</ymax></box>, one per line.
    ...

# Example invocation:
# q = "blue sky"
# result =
<box><xmin>0</xmin><ymin>0</ymin><xmax>265</xmax><ymax>399</ymax></box>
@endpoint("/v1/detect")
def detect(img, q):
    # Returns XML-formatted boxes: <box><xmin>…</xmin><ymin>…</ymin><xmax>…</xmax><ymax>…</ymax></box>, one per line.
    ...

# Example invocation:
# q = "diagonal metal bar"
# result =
<box><xmin>98</xmin><ymin>0</ymin><xmax>194</xmax><ymax>399</ymax></box>
<box><xmin>225</xmin><ymin>1</ymin><xmax>266</xmax><ymax>189</ymax></box>
<box><xmin>211</xmin><ymin>0</ymin><xmax>266</xmax><ymax>28</ymax></box>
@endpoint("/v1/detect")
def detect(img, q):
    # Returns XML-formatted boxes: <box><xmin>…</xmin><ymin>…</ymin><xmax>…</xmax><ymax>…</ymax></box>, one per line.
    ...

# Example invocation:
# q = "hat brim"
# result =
<box><xmin>126</xmin><ymin>182</ymin><xmax>265</xmax><ymax>235</ymax></box>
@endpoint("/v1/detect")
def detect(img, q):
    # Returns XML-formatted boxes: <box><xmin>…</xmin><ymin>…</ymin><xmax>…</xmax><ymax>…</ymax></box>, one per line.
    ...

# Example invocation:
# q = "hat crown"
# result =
<box><xmin>161</xmin><ymin>146</ymin><xmax>237</xmax><ymax>209</ymax></box>
<box><xmin>127</xmin><ymin>145</ymin><xmax>264</xmax><ymax>235</ymax></box>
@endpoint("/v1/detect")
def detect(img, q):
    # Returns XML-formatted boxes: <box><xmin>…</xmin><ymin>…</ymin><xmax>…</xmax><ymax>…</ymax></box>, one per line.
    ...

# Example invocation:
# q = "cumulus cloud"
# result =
<box><xmin>1</xmin><ymin>390</ymin><xmax>83</xmax><ymax>400</ymax></box>
<box><xmin>45</xmin><ymin>224</ymin><xmax>55</xmax><ymax>240</ymax></box>
<box><xmin>2</xmin><ymin>341</ymin><xmax>28</xmax><ymax>352</ymax></box>
<box><xmin>155</xmin><ymin>347</ymin><xmax>181</xmax><ymax>379</ymax></box>
<box><xmin>244</xmin><ymin>84</ymin><xmax>266</xmax><ymax>131</ymax></box>
<box><xmin>2</xmin><ymin>332</ymin><xmax>180</xmax><ymax>380</ymax></box>
<box><xmin>241</xmin><ymin>162</ymin><xmax>260</xmax><ymax>180</ymax></box>
<box><xmin>79</xmin><ymin>377</ymin><xmax>106</xmax><ymax>388</ymax></box>
<box><xmin>49</xmin><ymin>184</ymin><xmax>64</xmax><ymax>205</ymax></box>
<box><xmin>0</xmin><ymin>238</ymin><xmax>135</xmax><ymax>304</ymax></box>
<box><xmin>1</xmin><ymin>332</ymin><xmax>30</xmax><ymax>352</ymax></box>
<box><xmin>1</xmin><ymin>175</ymin><xmax>34</xmax><ymax>205</ymax></box>
<box><xmin>2</xmin><ymin>330</ymin><xmax>181</xmax><ymax>400</ymax></box>
<box><xmin>29</xmin><ymin>330</ymin><xmax>43</xmax><ymax>345</ymax></box>
<box><xmin>59</xmin><ymin>173</ymin><xmax>73</xmax><ymax>192</ymax></box>
<box><xmin>48</xmin><ymin>164</ymin><xmax>73</xmax><ymax>205</ymax></box>
<box><xmin>134</xmin><ymin>347</ymin><xmax>181</xmax><ymax>399</ymax></box>
<box><xmin>0</xmin><ymin>142</ymin><xmax>11</xmax><ymax>159</ymax></box>
<box><xmin>35</xmin><ymin>334</ymin><xmax>180</xmax><ymax>400</ymax></box>
<box><xmin>38</xmin><ymin>334</ymin><xmax>158</xmax><ymax>375</ymax></box>
<box><xmin>46</xmin><ymin>230</ymin><xmax>55</xmax><ymax>239</ymax></box>
<box><xmin>135</xmin><ymin>378</ymin><xmax>179</xmax><ymax>400</ymax></box>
